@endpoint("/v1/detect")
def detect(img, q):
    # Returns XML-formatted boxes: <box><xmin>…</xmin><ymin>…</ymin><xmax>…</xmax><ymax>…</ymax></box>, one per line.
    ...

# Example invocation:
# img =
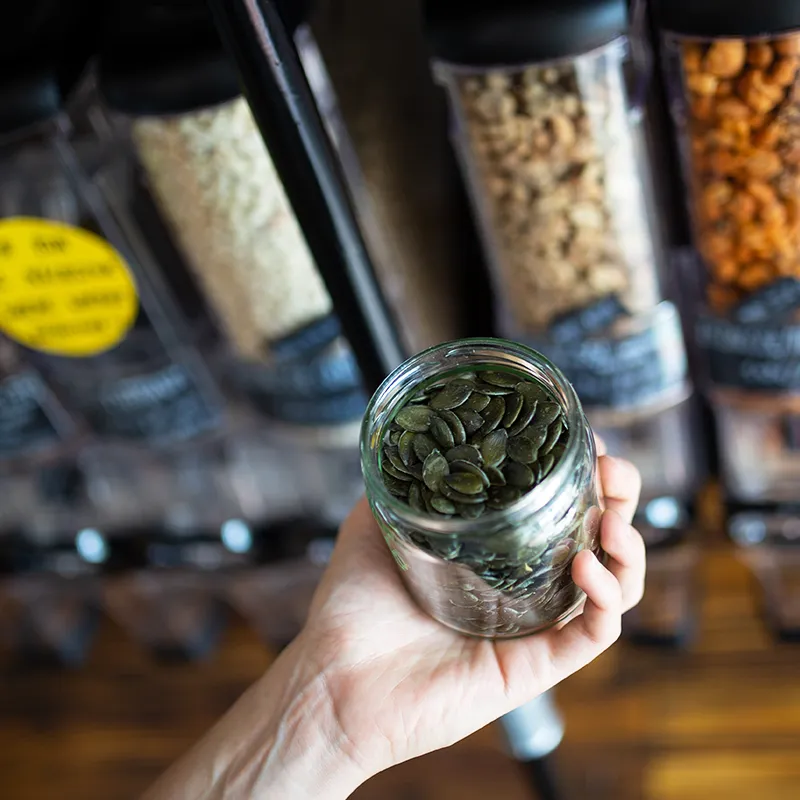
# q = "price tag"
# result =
<box><xmin>530</xmin><ymin>303</ymin><xmax>688</xmax><ymax>409</ymax></box>
<box><xmin>0</xmin><ymin>218</ymin><xmax>139</xmax><ymax>357</ymax></box>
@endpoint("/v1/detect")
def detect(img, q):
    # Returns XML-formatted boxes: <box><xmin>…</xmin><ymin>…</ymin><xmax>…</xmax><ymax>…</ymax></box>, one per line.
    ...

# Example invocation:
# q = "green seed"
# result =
<box><xmin>501</xmin><ymin>392</ymin><xmax>523</xmax><ymax>428</ymax></box>
<box><xmin>449</xmin><ymin>460</ymin><xmax>490</xmax><ymax>488</ymax></box>
<box><xmin>539</xmin><ymin>453</ymin><xmax>556</xmax><ymax>479</ymax></box>
<box><xmin>383</xmin><ymin>474</ymin><xmax>411</xmax><ymax>496</ymax></box>
<box><xmin>444</xmin><ymin>472</ymin><xmax>486</xmax><ymax>495</ymax></box>
<box><xmin>484</xmin><ymin>465</ymin><xmax>507</xmax><ymax>486</ymax></box>
<box><xmin>431</xmin><ymin>495</ymin><xmax>456</xmax><ymax>515</ymax></box>
<box><xmin>440</xmin><ymin>483</ymin><xmax>489</xmax><ymax>504</ymax></box>
<box><xmin>408</xmin><ymin>481</ymin><xmax>425</xmax><ymax>512</ymax></box>
<box><xmin>540</xmin><ymin>419</ymin><xmax>563</xmax><ymax>455</ymax></box>
<box><xmin>487</xmin><ymin>486</ymin><xmax>522</xmax><ymax>509</ymax></box>
<box><xmin>429</xmin><ymin>380</ymin><xmax>473</xmax><ymax>410</ymax></box>
<box><xmin>524</xmin><ymin>421</ymin><xmax>550</xmax><ymax>450</ymax></box>
<box><xmin>538</xmin><ymin>402</ymin><xmax>561</xmax><ymax>426</ymax></box>
<box><xmin>398</xmin><ymin>431</ymin><xmax>416</xmax><ymax>466</ymax></box>
<box><xmin>422</xmin><ymin>451</ymin><xmax>449</xmax><ymax>492</ymax></box>
<box><xmin>412</xmin><ymin>433</ymin><xmax>437</xmax><ymax>462</ymax></box>
<box><xmin>406</xmin><ymin>464</ymin><xmax>424</xmax><ymax>482</ymax></box>
<box><xmin>507</xmin><ymin>435</ymin><xmax>538</xmax><ymax>464</ymax></box>
<box><xmin>481</xmin><ymin>396</ymin><xmax>506</xmax><ymax>433</ymax></box>
<box><xmin>507</xmin><ymin>398</ymin><xmax>538</xmax><ymax>437</ymax></box>
<box><xmin>445</xmin><ymin>444</ymin><xmax>483</xmax><ymax>465</ymax></box>
<box><xmin>463</xmin><ymin>392</ymin><xmax>491</xmax><ymax>412</ymax></box>
<box><xmin>505</xmin><ymin>461</ymin><xmax>534</xmax><ymax>488</ymax></box>
<box><xmin>455</xmin><ymin>408</ymin><xmax>485</xmax><ymax>435</ymax></box>
<box><xmin>515</xmin><ymin>381</ymin><xmax>551</xmax><ymax>404</ymax></box>
<box><xmin>481</xmin><ymin>371</ymin><xmax>522</xmax><ymax>388</ymax></box>
<box><xmin>457</xmin><ymin>503</ymin><xmax>485</xmax><ymax>520</ymax></box>
<box><xmin>430</xmin><ymin>415</ymin><xmax>455</xmax><ymax>450</ymax></box>
<box><xmin>385</xmin><ymin>445</ymin><xmax>411</xmax><ymax>475</ymax></box>
<box><xmin>480</xmin><ymin>428</ymin><xmax>508</xmax><ymax>467</ymax></box>
<box><xmin>474</xmin><ymin>381</ymin><xmax>514</xmax><ymax>395</ymax></box>
<box><xmin>437</xmin><ymin>409</ymin><xmax>467</xmax><ymax>446</ymax></box>
<box><xmin>382</xmin><ymin>460</ymin><xmax>413</xmax><ymax>481</ymax></box>
<box><xmin>395</xmin><ymin>405</ymin><xmax>434</xmax><ymax>432</ymax></box>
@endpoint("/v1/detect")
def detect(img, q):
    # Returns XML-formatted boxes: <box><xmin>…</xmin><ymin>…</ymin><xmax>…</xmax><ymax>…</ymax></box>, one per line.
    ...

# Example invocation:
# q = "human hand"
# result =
<box><xmin>293</xmin><ymin>442</ymin><xmax>645</xmax><ymax>782</ymax></box>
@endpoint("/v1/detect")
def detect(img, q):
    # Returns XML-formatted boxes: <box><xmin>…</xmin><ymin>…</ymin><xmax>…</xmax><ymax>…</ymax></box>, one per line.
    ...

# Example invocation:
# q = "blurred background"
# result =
<box><xmin>0</xmin><ymin>1</ymin><xmax>799</xmax><ymax>798</ymax></box>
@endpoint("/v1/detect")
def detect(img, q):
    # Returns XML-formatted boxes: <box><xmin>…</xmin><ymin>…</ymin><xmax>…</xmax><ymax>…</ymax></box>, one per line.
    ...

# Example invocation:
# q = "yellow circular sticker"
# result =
<box><xmin>0</xmin><ymin>217</ymin><xmax>139</xmax><ymax>357</ymax></box>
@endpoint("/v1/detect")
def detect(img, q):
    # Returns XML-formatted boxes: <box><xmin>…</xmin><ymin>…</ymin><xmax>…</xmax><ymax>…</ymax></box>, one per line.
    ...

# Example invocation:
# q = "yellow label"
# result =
<box><xmin>0</xmin><ymin>217</ymin><xmax>139</xmax><ymax>357</ymax></box>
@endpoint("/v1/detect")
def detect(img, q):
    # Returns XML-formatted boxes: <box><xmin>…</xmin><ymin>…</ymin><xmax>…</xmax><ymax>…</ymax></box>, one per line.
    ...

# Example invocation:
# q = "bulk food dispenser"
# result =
<box><xmin>656</xmin><ymin>0</ymin><xmax>800</xmax><ymax>639</ymax></box>
<box><xmin>423</xmin><ymin>0</ymin><xmax>703</xmax><ymax>645</ymax></box>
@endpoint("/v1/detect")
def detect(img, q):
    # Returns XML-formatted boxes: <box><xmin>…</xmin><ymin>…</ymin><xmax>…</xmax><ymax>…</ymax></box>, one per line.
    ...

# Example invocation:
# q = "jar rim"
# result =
<box><xmin>359</xmin><ymin>337</ymin><xmax>592</xmax><ymax>537</ymax></box>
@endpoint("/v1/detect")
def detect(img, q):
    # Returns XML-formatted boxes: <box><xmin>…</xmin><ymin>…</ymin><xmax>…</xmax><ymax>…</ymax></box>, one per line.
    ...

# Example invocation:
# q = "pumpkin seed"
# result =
<box><xmin>457</xmin><ymin>503</ymin><xmax>485</xmax><ymax>519</ymax></box>
<box><xmin>539</xmin><ymin>453</ymin><xmax>556</xmax><ymax>479</ymax></box>
<box><xmin>515</xmin><ymin>381</ymin><xmax>551</xmax><ymax>404</ymax></box>
<box><xmin>524</xmin><ymin>421</ymin><xmax>550</xmax><ymax>450</ymax></box>
<box><xmin>445</xmin><ymin>444</ymin><xmax>483</xmax><ymax>465</ymax></box>
<box><xmin>444</xmin><ymin>472</ymin><xmax>486</xmax><ymax>495</ymax></box>
<box><xmin>507</xmin><ymin>398</ymin><xmax>538</xmax><ymax>437</ymax></box>
<box><xmin>463</xmin><ymin>392</ymin><xmax>491</xmax><ymax>412</ymax></box>
<box><xmin>385</xmin><ymin>446</ymin><xmax>411</xmax><ymax>474</ymax></box>
<box><xmin>408</xmin><ymin>481</ymin><xmax>425</xmax><ymax>512</ymax></box>
<box><xmin>501</xmin><ymin>391</ymin><xmax>523</xmax><ymax>428</ymax></box>
<box><xmin>484</xmin><ymin>465</ymin><xmax>507</xmax><ymax>486</ymax></box>
<box><xmin>440</xmin><ymin>483</ymin><xmax>489</xmax><ymax>504</ymax></box>
<box><xmin>481</xmin><ymin>396</ymin><xmax>506</xmax><ymax>432</ymax></box>
<box><xmin>395</xmin><ymin>405</ymin><xmax>434</xmax><ymax>432</ymax></box>
<box><xmin>487</xmin><ymin>486</ymin><xmax>522</xmax><ymax>509</ymax></box>
<box><xmin>430</xmin><ymin>415</ymin><xmax>455</xmax><ymax>449</ymax></box>
<box><xmin>412</xmin><ymin>433</ymin><xmax>437</xmax><ymax>462</ymax></box>
<box><xmin>406</xmin><ymin>463</ymin><xmax>424</xmax><ymax>482</ymax></box>
<box><xmin>422</xmin><ymin>451</ymin><xmax>449</xmax><ymax>492</ymax></box>
<box><xmin>455</xmin><ymin>408</ymin><xmax>485</xmax><ymax>435</ymax></box>
<box><xmin>429</xmin><ymin>380</ymin><xmax>474</xmax><ymax>410</ymax></box>
<box><xmin>383</xmin><ymin>474</ymin><xmax>411</xmax><ymax>496</ymax></box>
<box><xmin>507</xmin><ymin>435</ymin><xmax>538</xmax><ymax>464</ymax></box>
<box><xmin>550</xmin><ymin>443</ymin><xmax>566</xmax><ymax>462</ymax></box>
<box><xmin>431</xmin><ymin>495</ymin><xmax>456</xmax><ymax>515</ymax></box>
<box><xmin>538</xmin><ymin>402</ymin><xmax>561</xmax><ymax>426</ymax></box>
<box><xmin>398</xmin><ymin>430</ymin><xmax>416</xmax><ymax>466</ymax></box>
<box><xmin>449</xmin><ymin>460</ymin><xmax>490</xmax><ymax>488</ymax></box>
<box><xmin>437</xmin><ymin>409</ymin><xmax>467</xmax><ymax>446</ymax></box>
<box><xmin>481</xmin><ymin>370</ymin><xmax>523</xmax><ymax>388</ymax></box>
<box><xmin>382</xmin><ymin>459</ymin><xmax>413</xmax><ymax>481</ymax></box>
<box><xmin>480</xmin><ymin>428</ymin><xmax>508</xmax><ymax>467</ymax></box>
<box><xmin>389</xmin><ymin>430</ymin><xmax>402</xmax><ymax>445</ymax></box>
<box><xmin>540</xmin><ymin>419</ymin><xmax>563</xmax><ymax>455</ymax></box>
<box><xmin>505</xmin><ymin>461</ymin><xmax>535</xmax><ymax>488</ymax></box>
<box><xmin>473</xmin><ymin>381</ymin><xmax>514</xmax><ymax>395</ymax></box>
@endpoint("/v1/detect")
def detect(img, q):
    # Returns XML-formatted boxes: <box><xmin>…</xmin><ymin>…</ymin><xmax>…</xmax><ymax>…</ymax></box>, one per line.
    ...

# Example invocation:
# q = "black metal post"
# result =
<box><xmin>205</xmin><ymin>0</ymin><xmax>406</xmax><ymax>393</ymax></box>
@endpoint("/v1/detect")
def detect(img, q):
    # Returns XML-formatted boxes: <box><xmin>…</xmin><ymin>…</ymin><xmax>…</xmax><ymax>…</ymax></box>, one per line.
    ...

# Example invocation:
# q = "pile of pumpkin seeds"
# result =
<box><xmin>380</xmin><ymin>369</ymin><xmax>569</xmax><ymax>519</ymax></box>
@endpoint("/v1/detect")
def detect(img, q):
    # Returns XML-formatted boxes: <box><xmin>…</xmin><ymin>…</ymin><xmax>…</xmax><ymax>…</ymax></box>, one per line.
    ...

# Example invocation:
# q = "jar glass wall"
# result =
<box><xmin>361</xmin><ymin>339</ymin><xmax>601</xmax><ymax>639</ymax></box>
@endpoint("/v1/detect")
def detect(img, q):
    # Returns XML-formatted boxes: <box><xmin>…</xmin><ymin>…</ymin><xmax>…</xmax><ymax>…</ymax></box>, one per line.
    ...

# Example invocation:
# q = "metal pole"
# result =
<box><xmin>205</xmin><ymin>0</ymin><xmax>406</xmax><ymax>393</ymax></box>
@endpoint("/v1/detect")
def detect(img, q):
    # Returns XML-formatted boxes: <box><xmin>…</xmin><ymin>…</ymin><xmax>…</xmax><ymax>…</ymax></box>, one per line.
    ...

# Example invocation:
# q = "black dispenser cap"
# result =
<box><xmin>97</xmin><ymin>0</ymin><xmax>241</xmax><ymax>115</ymax></box>
<box><xmin>423</xmin><ymin>0</ymin><xmax>629</xmax><ymax>66</ymax></box>
<box><xmin>0</xmin><ymin>1</ymin><xmax>94</xmax><ymax>134</ymax></box>
<box><xmin>654</xmin><ymin>0</ymin><xmax>800</xmax><ymax>39</ymax></box>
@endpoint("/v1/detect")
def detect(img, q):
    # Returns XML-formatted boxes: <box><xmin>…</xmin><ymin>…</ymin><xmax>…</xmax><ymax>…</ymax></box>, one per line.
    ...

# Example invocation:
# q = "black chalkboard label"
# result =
<box><xmin>0</xmin><ymin>373</ymin><xmax>62</xmax><ymax>458</ymax></box>
<box><xmin>734</xmin><ymin>278</ymin><xmax>800</xmax><ymax>325</ymax></box>
<box><xmin>549</xmin><ymin>295</ymin><xmax>629</xmax><ymax>344</ymax></box>
<box><xmin>695</xmin><ymin>316</ymin><xmax>800</xmax><ymax>390</ymax></box>
<box><xmin>88</xmin><ymin>363</ymin><xmax>221</xmax><ymax>443</ymax></box>
<box><xmin>270</xmin><ymin>314</ymin><xmax>342</xmax><ymax>361</ymax></box>
<box><xmin>529</xmin><ymin>304</ymin><xmax>687</xmax><ymax>409</ymax></box>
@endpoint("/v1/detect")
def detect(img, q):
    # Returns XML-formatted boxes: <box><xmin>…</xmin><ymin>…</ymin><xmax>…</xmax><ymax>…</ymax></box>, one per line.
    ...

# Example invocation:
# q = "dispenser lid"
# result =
<box><xmin>0</xmin><ymin>1</ymin><xmax>92</xmax><ymax>134</ymax></box>
<box><xmin>423</xmin><ymin>0</ymin><xmax>629</xmax><ymax>66</ymax></box>
<box><xmin>655</xmin><ymin>0</ymin><xmax>800</xmax><ymax>38</ymax></box>
<box><xmin>97</xmin><ymin>0</ymin><xmax>242</xmax><ymax>115</ymax></box>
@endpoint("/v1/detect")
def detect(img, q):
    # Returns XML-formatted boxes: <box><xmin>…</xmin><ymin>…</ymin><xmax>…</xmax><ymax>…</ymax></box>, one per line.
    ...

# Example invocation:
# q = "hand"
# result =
<box><xmin>296</xmin><ymin>443</ymin><xmax>645</xmax><ymax>780</ymax></box>
<box><xmin>142</xmin><ymin>443</ymin><xmax>645</xmax><ymax>800</ymax></box>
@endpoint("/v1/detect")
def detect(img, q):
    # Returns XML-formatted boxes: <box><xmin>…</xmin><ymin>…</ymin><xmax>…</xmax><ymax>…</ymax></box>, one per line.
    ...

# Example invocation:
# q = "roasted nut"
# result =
<box><xmin>743</xmin><ymin>150</ymin><xmax>782</xmax><ymax>179</ymax></box>
<box><xmin>705</xmin><ymin>40</ymin><xmax>747</xmax><ymax>78</ymax></box>
<box><xmin>748</xmin><ymin>42</ymin><xmax>774</xmax><ymax>69</ymax></box>
<box><xmin>700</xmin><ymin>181</ymin><xmax>734</xmax><ymax>222</ymax></box>
<box><xmin>712</xmin><ymin>258</ymin><xmax>739</xmax><ymax>283</ymax></box>
<box><xmin>708</xmin><ymin>284</ymin><xmax>740</xmax><ymax>313</ymax></box>
<box><xmin>738</xmin><ymin>262</ymin><xmax>774</xmax><ymax>290</ymax></box>
<box><xmin>775</xmin><ymin>36</ymin><xmax>800</xmax><ymax>57</ymax></box>
<box><xmin>770</xmin><ymin>57</ymin><xmax>800</xmax><ymax>86</ymax></box>
<box><xmin>715</xmin><ymin>97</ymin><xmax>751</xmax><ymax>119</ymax></box>
<box><xmin>728</xmin><ymin>191</ymin><xmax>757</xmax><ymax>223</ymax></box>
<box><xmin>683</xmin><ymin>44</ymin><xmax>703</xmax><ymax>73</ymax></box>
<box><xmin>688</xmin><ymin>72</ymin><xmax>719</xmax><ymax>95</ymax></box>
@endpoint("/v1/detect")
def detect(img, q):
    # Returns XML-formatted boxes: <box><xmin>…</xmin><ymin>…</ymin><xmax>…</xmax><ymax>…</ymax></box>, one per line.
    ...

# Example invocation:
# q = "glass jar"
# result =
<box><xmin>360</xmin><ymin>339</ymin><xmax>601</xmax><ymax>638</ymax></box>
